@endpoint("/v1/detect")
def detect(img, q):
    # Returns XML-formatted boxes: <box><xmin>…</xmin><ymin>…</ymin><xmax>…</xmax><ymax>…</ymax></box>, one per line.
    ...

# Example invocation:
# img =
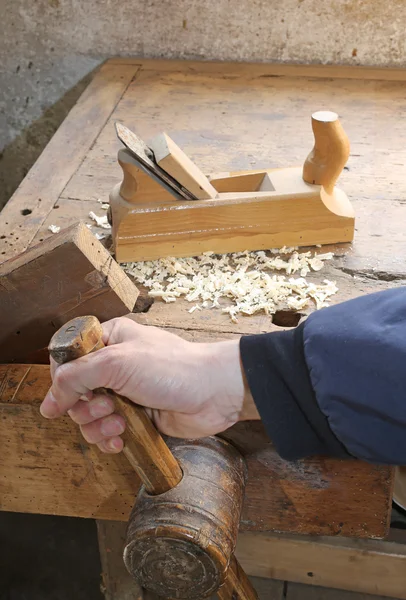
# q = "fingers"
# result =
<box><xmin>97</xmin><ymin>437</ymin><xmax>124</xmax><ymax>454</ymax></box>
<box><xmin>67</xmin><ymin>392</ymin><xmax>125</xmax><ymax>454</ymax></box>
<box><xmin>40</xmin><ymin>346</ymin><xmax>120</xmax><ymax>418</ymax></box>
<box><xmin>80</xmin><ymin>414</ymin><xmax>125</xmax><ymax>453</ymax></box>
<box><xmin>67</xmin><ymin>394</ymin><xmax>115</xmax><ymax>425</ymax></box>
<box><xmin>79</xmin><ymin>414</ymin><xmax>126</xmax><ymax>444</ymax></box>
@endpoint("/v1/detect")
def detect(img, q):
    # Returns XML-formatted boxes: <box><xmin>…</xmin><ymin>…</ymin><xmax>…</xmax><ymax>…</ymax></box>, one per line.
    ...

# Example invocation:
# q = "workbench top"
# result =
<box><xmin>1</xmin><ymin>58</ymin><xmax>405</xmax><ymax>539</ymax></box>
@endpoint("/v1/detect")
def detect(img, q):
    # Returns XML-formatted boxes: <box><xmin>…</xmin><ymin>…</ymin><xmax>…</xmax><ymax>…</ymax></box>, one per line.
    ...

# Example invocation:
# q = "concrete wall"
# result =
<box><xmin>1</xmin><ymin>0</ymin><xmax>406</xmax><ymax>208</ymax></box>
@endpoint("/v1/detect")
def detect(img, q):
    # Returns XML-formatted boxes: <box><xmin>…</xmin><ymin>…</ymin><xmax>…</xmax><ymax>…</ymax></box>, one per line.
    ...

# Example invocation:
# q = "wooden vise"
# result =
<box><xmin>109</xmin><ymin>111</ymin><xmax>354</xmax><ymax>262</ymax></box>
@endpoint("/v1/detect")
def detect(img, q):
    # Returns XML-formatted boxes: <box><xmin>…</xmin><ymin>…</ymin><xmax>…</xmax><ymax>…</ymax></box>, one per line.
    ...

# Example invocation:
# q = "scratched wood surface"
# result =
<box><xmin>1</xmin><ymin>59</ymin><xmax>405</xmax><ymax>536</ymax></box>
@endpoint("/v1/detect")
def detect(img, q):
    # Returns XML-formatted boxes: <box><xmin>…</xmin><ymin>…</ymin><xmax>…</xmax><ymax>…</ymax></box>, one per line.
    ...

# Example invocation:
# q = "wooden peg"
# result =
<box><xmin>302</xmin><ymin>110</ymin><xmax>350</xmax><ymax>194</ymax></box>
<box><xmin>48</xmin><ymin>315</ymin><xmax>183</xmax><ymax>495</ymax></box>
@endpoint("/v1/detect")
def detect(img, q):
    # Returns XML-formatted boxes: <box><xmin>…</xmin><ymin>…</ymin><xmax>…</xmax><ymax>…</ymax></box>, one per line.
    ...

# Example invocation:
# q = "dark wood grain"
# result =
<box><xmin>0</xmin><ymin>222</ymin><xmax>139</xmax><ymax>363</ymax></box>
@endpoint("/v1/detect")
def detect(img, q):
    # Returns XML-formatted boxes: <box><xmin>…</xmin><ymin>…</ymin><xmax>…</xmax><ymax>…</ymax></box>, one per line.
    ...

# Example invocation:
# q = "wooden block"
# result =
<box><xmin>236</xmin><ymin>532</ymin><xmax>406</xmax><ymax>599</ymax></box>
<box><xmin>149</xmin><ymin>132</ymin><xmax>218</xmax><ymax>200</ymax></box>
<box><xmin>0</xmin><ymin>222</ymin><xmax>139</xmax><ymax>363</ymax></box>
<box><xmin>0</xmin><ymin>364</ymin><xmax>393</xmax><ymax>539</ymax></box>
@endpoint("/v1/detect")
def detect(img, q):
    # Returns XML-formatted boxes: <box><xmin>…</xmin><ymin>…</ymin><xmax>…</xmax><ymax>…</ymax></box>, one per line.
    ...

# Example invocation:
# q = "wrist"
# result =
<box><xmin>197</xmin><ymin>338</ymin><xmax>259</xmax><ymax>426</ymax></box>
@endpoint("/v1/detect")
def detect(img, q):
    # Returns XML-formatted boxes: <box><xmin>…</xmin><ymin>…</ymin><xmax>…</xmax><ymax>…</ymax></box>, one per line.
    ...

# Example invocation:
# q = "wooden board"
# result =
<box><xmin>1</xmin><ymin>58</ymin><xmax>405</xmax><ymax>537</ymax></box>
<box><xmin>286</xmin><ymin>585</ymin><xmax>395</xmax><ymax>600</ymax></box>
<box><xmin>106</xmin><ymin>58</ymin><xmax>406</xmax><ymax>81</ymax></box>
<box><xmin>236</xmin><ymin>531</ymin><xmax>406</xmax><ymax>599</ymax></box>
<box><xmin>0</xmin><ymin>222</ymin><xmax>139</xmax><ymax>363</ymax></box>
<box><xmin>0</xmin><ymin>361</ymin><xmax>393</xmax><ymax>539</ymax></box>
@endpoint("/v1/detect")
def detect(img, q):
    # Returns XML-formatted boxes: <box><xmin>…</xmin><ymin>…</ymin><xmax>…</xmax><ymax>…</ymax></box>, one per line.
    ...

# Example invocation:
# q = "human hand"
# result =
<box><xmin>40</xmin><ymin>317</ymin><xmax>258</xmax><ymax>453</ymax></box>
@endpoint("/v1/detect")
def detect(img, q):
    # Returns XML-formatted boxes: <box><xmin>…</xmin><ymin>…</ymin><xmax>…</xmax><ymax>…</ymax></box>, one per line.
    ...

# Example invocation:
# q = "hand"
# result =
<box><xmin>40</xmin><ymin>317</ymin><xmax>259</xmax><ymax>453</ymax></box>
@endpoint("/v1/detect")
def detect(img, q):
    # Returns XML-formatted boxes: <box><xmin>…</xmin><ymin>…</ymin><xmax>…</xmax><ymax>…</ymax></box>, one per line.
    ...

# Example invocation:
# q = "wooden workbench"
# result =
<box><xmin>1</xmin><ymin>58</ymin><xmax>406</xmax><ymax>597</ymax></box>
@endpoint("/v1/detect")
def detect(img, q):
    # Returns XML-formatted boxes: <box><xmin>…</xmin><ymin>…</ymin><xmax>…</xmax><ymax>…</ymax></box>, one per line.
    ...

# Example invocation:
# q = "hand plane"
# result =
<box><xmin>109</xmin><ymin>111</ymin><xmax>354</xmax><ymax>263</ymax></box>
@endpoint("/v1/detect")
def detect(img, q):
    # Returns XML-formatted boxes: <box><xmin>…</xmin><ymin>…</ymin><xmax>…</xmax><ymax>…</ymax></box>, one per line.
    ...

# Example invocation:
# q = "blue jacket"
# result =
<box><xmin>240</xmin><ymin>287</ymin><xmax>406</xmax><ymax>465</ymax></box>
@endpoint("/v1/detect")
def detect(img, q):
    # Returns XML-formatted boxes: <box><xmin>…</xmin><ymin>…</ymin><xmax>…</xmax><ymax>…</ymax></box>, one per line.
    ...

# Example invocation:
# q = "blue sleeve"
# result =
<box><xmin>240</xmin><ymin>287</ymin><xmax>406</xmax><ymax>465</ymax></box>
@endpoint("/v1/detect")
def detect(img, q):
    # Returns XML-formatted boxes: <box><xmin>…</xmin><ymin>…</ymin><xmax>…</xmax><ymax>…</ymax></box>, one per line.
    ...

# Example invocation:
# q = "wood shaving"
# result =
<box><xmin>88</xmin><ymin>211</ymin><xmax>111</xmax><ymax>229</ymax></box>
<box><xmin>48</xmin><ymin>225</ymin><xmax>60</xmax><ymax>234</ymax></box>
<box><xmin>123</xmin><ymin>248</ymin><xmax>337</xmax><ymax>322</ymax></box>
<box><xmin>97</xmin><ymin>199</ymin><xmax>110</xmax><ymax>210</ymax></box>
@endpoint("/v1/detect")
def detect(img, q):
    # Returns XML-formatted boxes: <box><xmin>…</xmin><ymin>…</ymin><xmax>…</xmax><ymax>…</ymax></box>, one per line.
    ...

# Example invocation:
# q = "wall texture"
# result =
<box><xmin>1</xmin><ymin>0</ymin><xmax>406</xmax><ymax>208</ymax></box>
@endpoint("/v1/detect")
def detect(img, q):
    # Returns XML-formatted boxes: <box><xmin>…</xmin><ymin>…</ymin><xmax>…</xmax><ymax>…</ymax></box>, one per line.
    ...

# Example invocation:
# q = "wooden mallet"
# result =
<box><xmin>49</xmin><ymin>315</ymin><xmax>258</xmax><ymax>600</ymax></box>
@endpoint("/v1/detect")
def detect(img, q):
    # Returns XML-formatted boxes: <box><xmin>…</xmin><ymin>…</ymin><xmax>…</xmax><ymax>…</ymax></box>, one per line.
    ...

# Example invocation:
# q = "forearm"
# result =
<box><xmin>240</xmin><ymin>287</ymin><xmax>406</xmax><ymax>466</ymax></box>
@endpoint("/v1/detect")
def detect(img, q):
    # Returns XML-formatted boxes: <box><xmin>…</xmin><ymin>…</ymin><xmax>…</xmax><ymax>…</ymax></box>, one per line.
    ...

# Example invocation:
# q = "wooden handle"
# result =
<box><xmin>49</xmin><ymin>315</ymin><xmax>256</xmax><ymax>600</ymax></box>
<box><xmin>217</xmin><ymin>555</ymin><xmax>258</xmax><ymax>600</ymax></box>
<box><xmin>48</xmin><ymin>315</ymin><xmax>183</xmax><ymax>495</ymax></box>
<box><xmin>302</xmin><ymin>110</ymin><xmax>350</xmax><ymax>194</ymax></box>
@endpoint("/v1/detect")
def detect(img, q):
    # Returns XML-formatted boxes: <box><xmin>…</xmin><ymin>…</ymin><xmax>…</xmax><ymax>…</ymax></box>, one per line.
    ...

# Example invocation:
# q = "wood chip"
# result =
<box><xmin>123</xmin><ymin>248</ymin><xmax>337</xmax><ymax>322</ymax></box>
<box><xmin>88</xmin><ymin>211</ymin><xmax>111</xmax><ymax>229</ymax></box>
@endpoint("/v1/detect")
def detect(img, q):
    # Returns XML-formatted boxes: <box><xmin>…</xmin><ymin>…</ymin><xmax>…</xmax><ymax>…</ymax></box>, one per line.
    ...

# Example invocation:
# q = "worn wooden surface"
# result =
<box><xmin>0</xmin><ymin>222</ymin><xmax>139</xmax><ymax>363</ymax></box>
<box><xmin>1</xmin><ymin>59</ymin><xmax>405</xmax><ymax>537</ymax></box>
<box><xmin>237</xmin><ymin>530</ymin><xmax>406</xmax><ymax>600</ymax></box>
<box><xmin>0</xmin><ymin>62</ymin><xmax>140</xmax><ymax>258</ymax></box>
<box><xmin>0</xmin><ymin>362</ymin><xmax>393</xmax><ymax>538</ymax></box>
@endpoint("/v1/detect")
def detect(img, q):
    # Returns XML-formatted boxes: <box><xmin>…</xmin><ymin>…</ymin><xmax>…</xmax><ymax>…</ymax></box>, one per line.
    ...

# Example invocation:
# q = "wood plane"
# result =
<box><xmin>109</xmin><ymin>111</ymin><xmax>355</xmax><ymax>262</ymax></box>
